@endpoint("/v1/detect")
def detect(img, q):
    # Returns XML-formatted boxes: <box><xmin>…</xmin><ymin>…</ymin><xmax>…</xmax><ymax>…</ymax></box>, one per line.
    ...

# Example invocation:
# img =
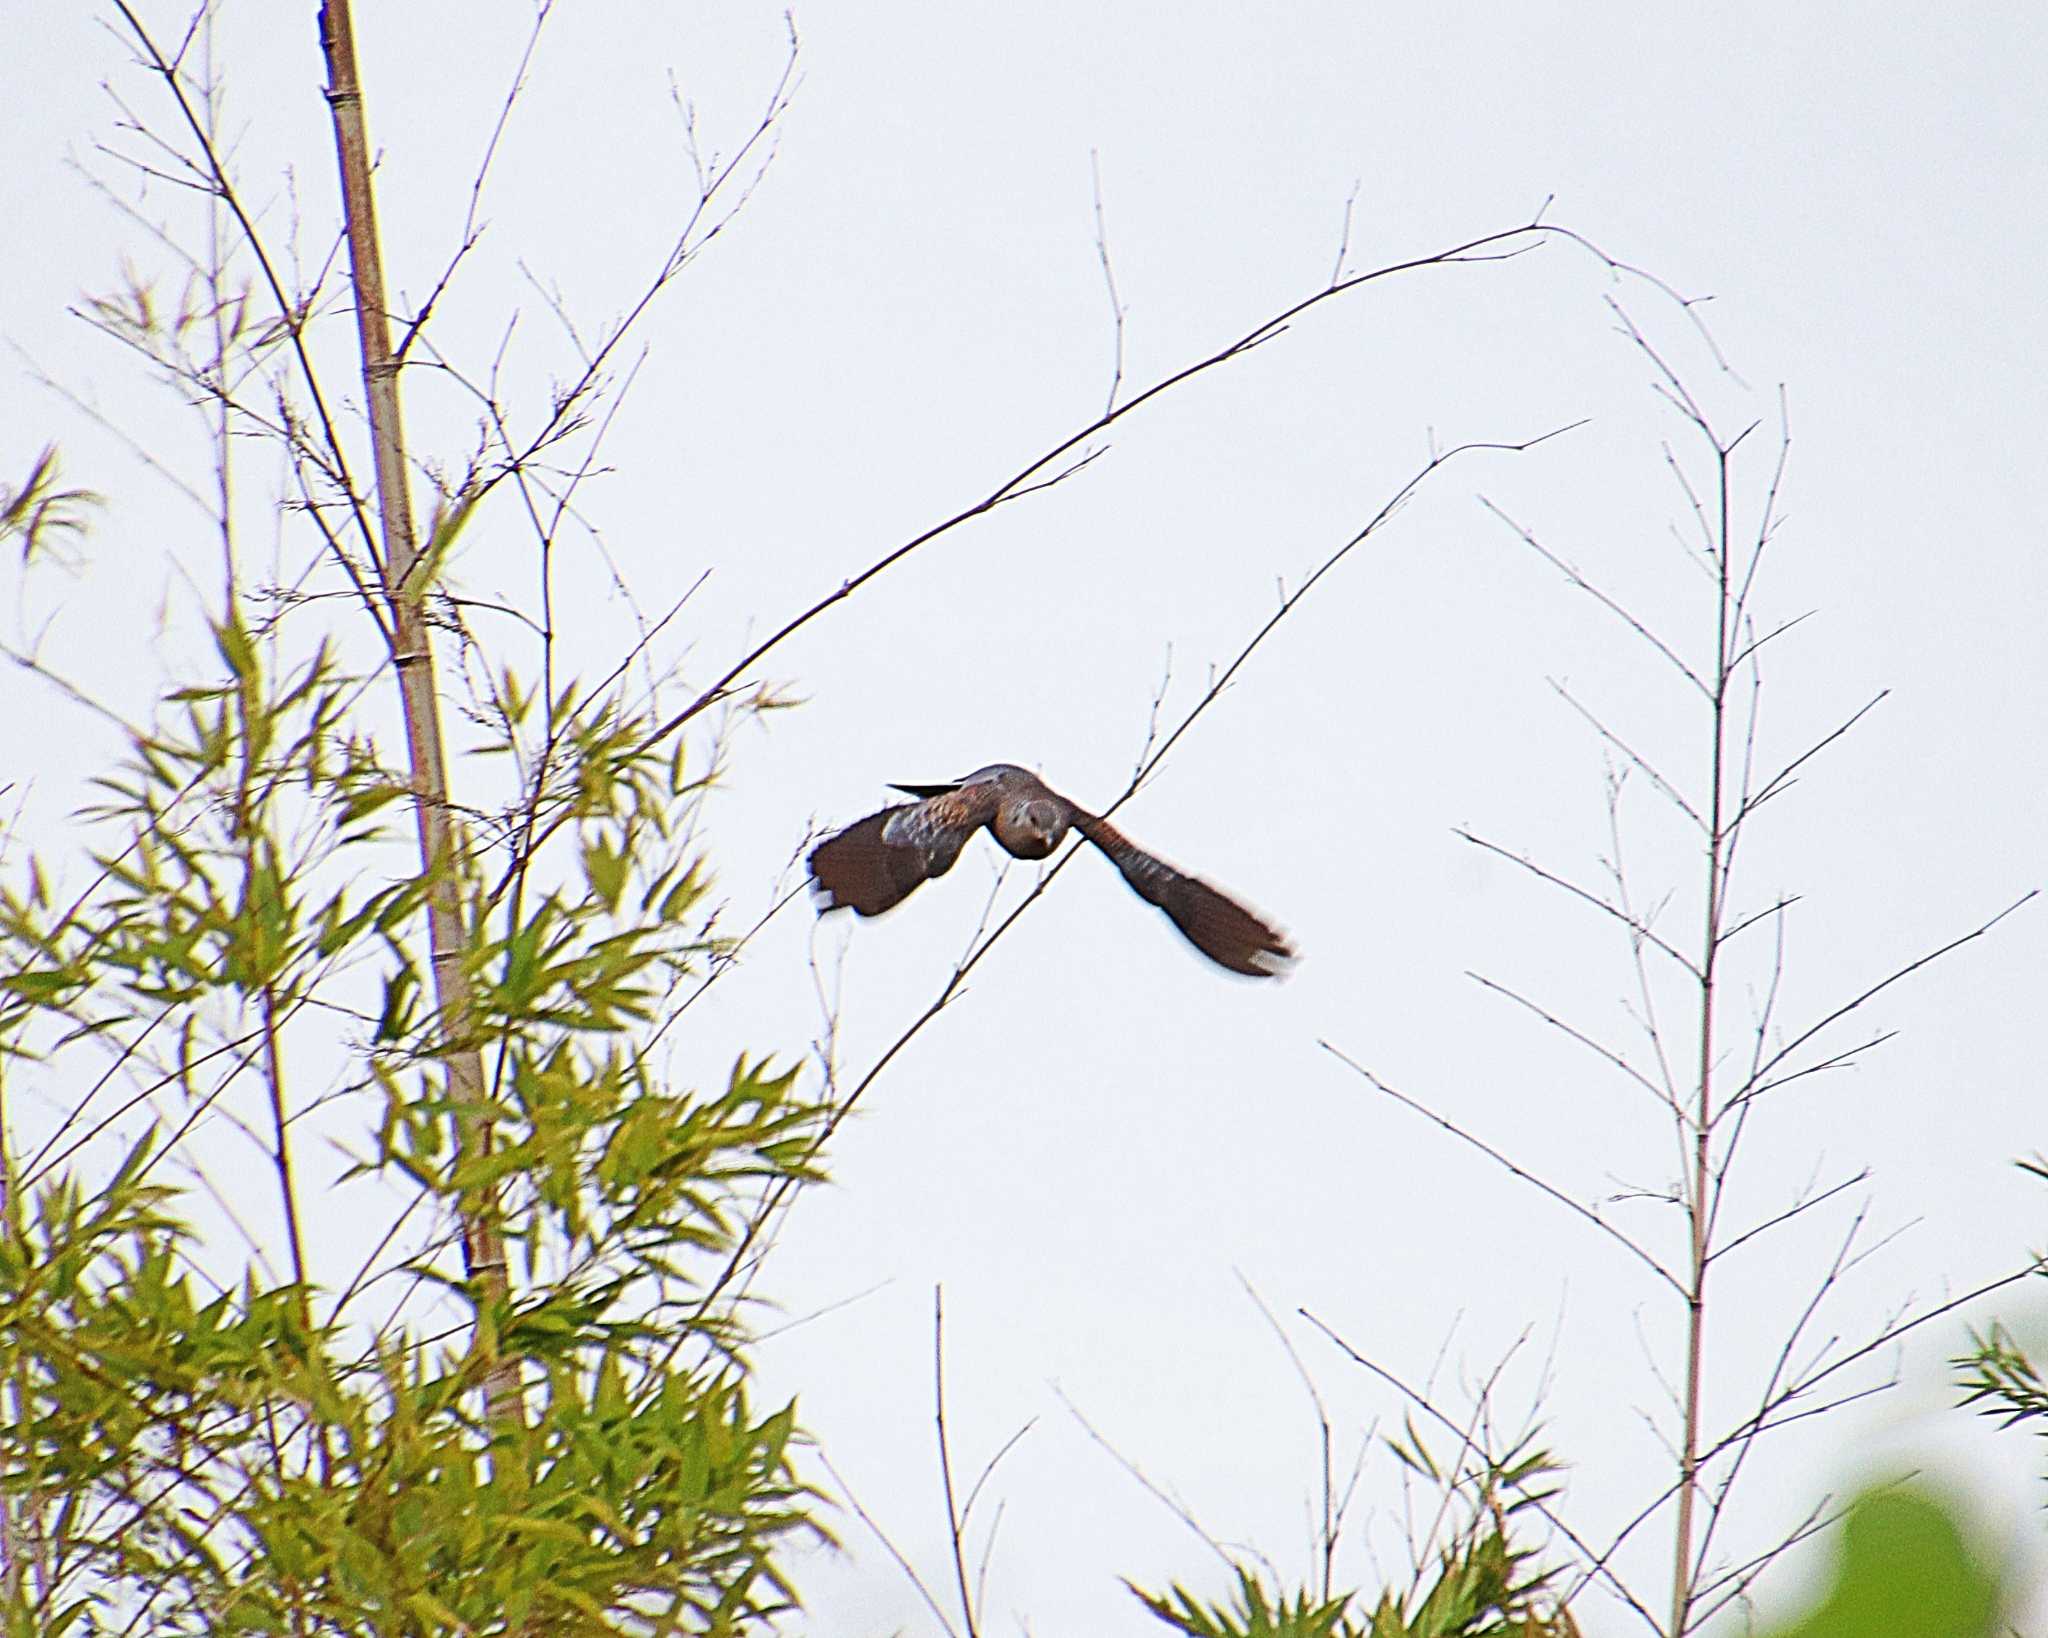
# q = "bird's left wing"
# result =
<box><xmin>809</xmin><ymin>783</ymin><xmax>1001</xmax><ymax>916</ymax></box>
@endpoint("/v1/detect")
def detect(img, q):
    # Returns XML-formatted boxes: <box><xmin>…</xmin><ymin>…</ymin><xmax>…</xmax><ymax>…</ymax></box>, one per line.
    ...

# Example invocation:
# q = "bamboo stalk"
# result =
<box><xmin>1668</xmin><ymin>441</ymin><xmax>1734</xmax><ymax>1638</ymax></box>
<box><xmin>316</xmin><ymin>0</ymin><xmax>522</xmax><ymax>1431</ymax></box>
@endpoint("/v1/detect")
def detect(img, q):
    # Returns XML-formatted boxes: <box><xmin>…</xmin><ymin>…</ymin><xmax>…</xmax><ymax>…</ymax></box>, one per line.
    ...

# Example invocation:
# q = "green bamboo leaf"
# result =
<box><xmin>582</xmin><ymin>834</ymin><xmax>628</xmax><ymax>912</ymax></box>
<box><xmin>0</xmin><ymin>444</ymin><xmax>100</xmax><ymax>564</ymax></box>
<box><xmin>399</xmin><ymin>482</ymin><xmax>481</xmax><ymax>607</ymax></box>
<box><xmin>656</xmin><ymin>860</ymin><xmax>709</xmax><ymax>923</ymax></box>
<box><xmin>213</xmin><ymin>615</ymin><xmax>258</xmax><ymax>685</ymax></box>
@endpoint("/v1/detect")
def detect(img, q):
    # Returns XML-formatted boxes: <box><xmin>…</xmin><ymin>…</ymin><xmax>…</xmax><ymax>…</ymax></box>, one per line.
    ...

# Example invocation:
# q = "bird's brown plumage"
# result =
<box><xmin>808</xmin><ymin>764</ymin><xmax>1295</xmax><ymax>978</ymax></box>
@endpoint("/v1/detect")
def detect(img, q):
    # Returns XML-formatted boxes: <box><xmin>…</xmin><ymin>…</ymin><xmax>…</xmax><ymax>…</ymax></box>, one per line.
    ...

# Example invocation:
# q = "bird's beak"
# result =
<box><xmin>888</xmin><ymin>781</ymin><xmax>961</xmax><ymax>799</ymax></box>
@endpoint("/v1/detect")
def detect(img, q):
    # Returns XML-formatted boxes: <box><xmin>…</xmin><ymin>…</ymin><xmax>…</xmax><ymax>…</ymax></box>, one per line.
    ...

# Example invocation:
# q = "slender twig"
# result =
<box><xmin>1090</xmin><ymin>151</ymin><xmax>1126</xmax><ymax>416</ymax></box>
<box><xmin>933</xmin><ymin>1289</ymin><xmax>982</xmax><ymax>1638</ymax></box>
<box><xmin>1123</xmin><ymin>425</ymin><xmax>1582</xmax><ymax>802</ymax></box>
<box><xmin>1747</xmin><ymin>892</ymin><xmax>2036</xmax><ymax>1091</ymax></box>
<box><xmin>1237</xmin><ymin>1275</ymin><xmax>1339</xmax><ymax>1601</ymax></box>
<box><xmin>959</xmin><ymin>1418</ymin><xmax>1038</xmax><ymax>1535</ymax></box>
<box><xmin>1706</xmin><ymin>1172</ymin><xmax>1870</xmax><ymax>1266</ymax></box>
<box><xmin>1725</xmin><ymin>609</ymin><xmax>1814</xmax><ymax>673</ymax></box>
<box><xmin>1483</xmin><ymin>498</ymin><xmax>1709</xmax><ymax>697</ymax></box>
<box><xmin>818</xmin><ymin>1452</ymin><xmax>962</xmax><ymax>1638</ymax></box>
<box><xmin>1735</xmin><ymin>1031</ymin><xmax>1898</xmax><ymax>1105</ymax></box>
<box><xmin>1466</xmin><ymin>972</ymin><xmax>1673</xmax><ymax>1111</ymax></box>
<box><xmin>1713</xmin><ymin>1259</ymin><xmax>2044</xmax><ymax>1462</ymax></box>
<box><xmin>1328</xmin><ymin>181</ymin><xmax>1360</xmax><ymax>287</ymax></box>
<box><xmin>1548</xmin><ymin>680</ymin><xmax>1703</xmax><ymax>829</ymax></box>
<box><xmin>1687</xmin><ymin>1499</ymin><xmax>1839</xmax><ymax>1630</ymax></box>
<box><xmin>1718</xmin><ymin>895</ymin><xmax>1798</xmax><ymax>947</ymax></box>
<box><xmin>1453</xmin><ymin>828</ymin><xmax>1701</xmax><ymax>978</ymax></box>
<box><xmin>1054</xmin><ymin>1388</ymin><xmax>1235</xmax><ymax>1574</ymax></box>
<box><xmin>1321</xmin><ymin>1042</ymin><xmax>1684</xmax><ymax>1294</ymax></box>
<box><xmin>392</xmin><ymin>1</ymin><xmax>555</xmax><ymax>363</ymax></box>
<box><xmin>1738</xmin><ymin>691</ymin><xmax>1889</xmax><ymax>817</ymax></box>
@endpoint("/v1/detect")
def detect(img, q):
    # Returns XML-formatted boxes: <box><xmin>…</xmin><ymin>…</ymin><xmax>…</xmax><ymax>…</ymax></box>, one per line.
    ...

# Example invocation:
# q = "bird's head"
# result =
<box><xmin>998</xmin><ymin>796</ymin><xmax>1068</xmax><ymax>859</ymax></box>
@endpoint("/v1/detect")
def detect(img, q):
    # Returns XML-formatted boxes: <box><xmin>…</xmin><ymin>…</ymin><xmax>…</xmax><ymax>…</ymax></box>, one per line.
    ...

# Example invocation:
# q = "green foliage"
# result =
<box><xmin>1957</xmin><ymin>1320</ymin><xmax>2048</xmax><ymax>1436</ymax></box>
<box><xmin>0</xmin><ymin>12</ymin><xmax>834</xmax><ymax>1630</ymax></box>
<box><xmin>1130</xmin><ymin>1443</ymin><xmax>1577</xmax><ymax>1638</ymax></box>
<box><xmin>1757</xmin><ymin>1487</ymin><xmax>2007</xmax><ymax>1638</ymax></box>
<box><xmin>0</xmin><ymin>609</ymin><xmax>827</xmax><ymax>1631</ymax></box>
<box><xmin>1132</xmin><ymin>1568</ymin><xmax>1362</xmax><ymax>1638</ymax></box>
<box><xmin>2</xmin><ymin>1166</ymin><xmax>812</xmax><ymax>1632</ymax></box>
<box><xmin>1954</xmin><ymin>1158</ymin><xmax>2048</xmax><ymax>1500</ymax></box>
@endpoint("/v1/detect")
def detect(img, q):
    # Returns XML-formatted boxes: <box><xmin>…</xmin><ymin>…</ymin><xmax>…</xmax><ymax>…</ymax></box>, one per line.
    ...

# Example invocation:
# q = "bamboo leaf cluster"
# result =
<box><xmin>0</xmin><ymin>612</ymin><xmax>825</xmax><ymax>1634</ymax></box>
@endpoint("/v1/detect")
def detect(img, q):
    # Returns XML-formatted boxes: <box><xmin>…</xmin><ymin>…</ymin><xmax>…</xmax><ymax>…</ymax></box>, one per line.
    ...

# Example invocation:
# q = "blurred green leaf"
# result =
<box><xmin>0</xmin><ymin>444</ymin><xmax>99</xmax><ymax>564</ymax></box>
<box><xmin>1763</xmin><ymin>1487</ymin><xmax>2005</xmax><ymax>1638</ymax></box>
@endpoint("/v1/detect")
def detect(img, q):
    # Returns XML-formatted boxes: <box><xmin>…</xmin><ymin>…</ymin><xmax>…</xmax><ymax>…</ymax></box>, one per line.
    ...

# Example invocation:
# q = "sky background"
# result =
<box><xmin>4</xmin><ymin>3</ymin><xmax>2046</xmax><ymax>1633</ymax></box>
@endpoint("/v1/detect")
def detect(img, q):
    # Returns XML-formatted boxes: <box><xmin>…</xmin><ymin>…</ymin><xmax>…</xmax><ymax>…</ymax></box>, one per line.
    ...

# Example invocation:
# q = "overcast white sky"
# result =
<box><xmin>5</xmin><ymin>3</ymin><xmax>2046</xmax><ymax>1634</ymax></box>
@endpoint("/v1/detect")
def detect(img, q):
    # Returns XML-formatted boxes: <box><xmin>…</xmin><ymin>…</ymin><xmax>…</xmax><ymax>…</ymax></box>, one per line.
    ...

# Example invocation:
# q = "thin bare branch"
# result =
<box><xmin>1748</xmin><ymin>892</ymin><xmax>2036</xmax><ymax>1090</ymax></box>
<box><xmin>1466</xmin><ymin>971</ymin><xmax>1674</xmax><ymax>1111</ymax></box>
<box><xmin>392</xmin><ymin>1</ymin><xmax>555</xmax><ymax>363</ymax></box>
<box><xmin>1320</xmin><ymin>1042</ymin><xmax>1684</xmax><ymax>1295</ymax></box>
<box><xmin>1549</xmin><ymin>678</ymin><xmax>1703</xmax><ymax>828</ymax></box>
<box><xmin>1328</xmin><ymin>181</ymin><xmax>1360</xmax><ymax>287</ymax></box>
<box><xmin>819</xmin><ymin>1452</ymin><xmax>963</xmax><ymax>1638</ymax></box>
<box><xmin>1726</xmin><ymin>609</ymin><xmax>1813</xmax><ymax>673</ymax></box>
<box><xmin>1687</xmin><ymin>1497</ymin><xmax>1839</xmax><ymax>1630</ymax></box>
<box><xmin>1454</xmin><ymin>827</ymin><xmax>1702</xmax><ymax>979</ymax></box>
<box><xmin>959</xmin><ymin>1419</ymin><xmax>1038</xmax><ymax>1537</ymax></box>
<box><xmin>1739</xmin><ymin>690</ymin><xmax>1889</xmax><ymax>818</ymax></box>
<box><xmin>636</xmin><ymin>217</ymin><xmax>1661</xmax><ymax>757</ymax></box>
<box><xmin>933</xmin><ymin>1289</ymin><xmax>982</xmax><ymax>1638</ymax></box>
<box><xmin>1707</xmin><ymin>1172</ymin><xmax>1870</xmax><ymax>1266</ymax></box>
<box><xmin>1237</xmin><ymin>1274</ymin><xmax>1339</xmax><ymax>1600</ymax></box>
<box><xmin>1720</xmin><ymin>1260</ymin><xmax>2046</xmax><ymax>1461</ymax></box>
<box><xmin>1484</xmin><ymin>498</ymin><xmax>1709</xmax><ymax>697</ymax></box>
<box><xmin>1725</xmin><ymin>391</ymin><xmax>1794</xmax><ymax>643</ymax></box>
<box><xmin>1718</xmin><ymin>894</ymin><xmax>1798</xmax><ymax>947</ymax></box>
<box><xmin>1089</xmin><ymin>150</ymin><xmax>1126</xmax><ymax>416</ymax></box>
<box><xmin>1736</xmin><ymin>1030</ymin><xmax>1899</xmax><ymax>1106</ymax></box>
<box><xmin>1054</xmin><ymin>1387</ymin><xmax>1235</xmax><ymax>1574</ymax></box>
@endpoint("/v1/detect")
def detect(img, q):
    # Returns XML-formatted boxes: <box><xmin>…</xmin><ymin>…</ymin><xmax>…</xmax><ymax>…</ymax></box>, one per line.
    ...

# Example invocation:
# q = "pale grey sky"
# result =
<box><xmin>4</xmin><ymin>4</ymin><xmax>2045</xmax><ymax>1634</ymax></box>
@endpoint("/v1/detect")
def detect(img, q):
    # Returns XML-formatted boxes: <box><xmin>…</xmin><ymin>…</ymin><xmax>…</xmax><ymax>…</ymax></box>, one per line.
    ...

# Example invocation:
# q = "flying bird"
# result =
<box><xmin>808</xmin><ymin>763</ymin><xmax>1295</xmax><ymax>978</ymax></box>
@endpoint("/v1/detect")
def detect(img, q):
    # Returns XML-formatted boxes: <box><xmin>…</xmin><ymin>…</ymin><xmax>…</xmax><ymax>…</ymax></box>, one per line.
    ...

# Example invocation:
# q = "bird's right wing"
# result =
<box><xmin>808</xmin><ymin>784</ymin><xmax>1000</xmax><ymax>916</ymax></box>
<box><xmin>1075</xmin><ymin>814</ymin><xmax>1296</xmax><ymax>978</ymax></box>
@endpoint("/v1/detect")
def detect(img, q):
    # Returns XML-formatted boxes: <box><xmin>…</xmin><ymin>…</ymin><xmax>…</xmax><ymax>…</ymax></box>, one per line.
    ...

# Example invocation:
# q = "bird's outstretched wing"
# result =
<box><xmin>1075</xmin><ymin>814</ymin><xmax>1296</xmax><ymax>978</ymax></box>
<box><xmin>809</xmin><ymin>784</ymin><xmax>1002</xmax><ymax>916</ymax></box>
